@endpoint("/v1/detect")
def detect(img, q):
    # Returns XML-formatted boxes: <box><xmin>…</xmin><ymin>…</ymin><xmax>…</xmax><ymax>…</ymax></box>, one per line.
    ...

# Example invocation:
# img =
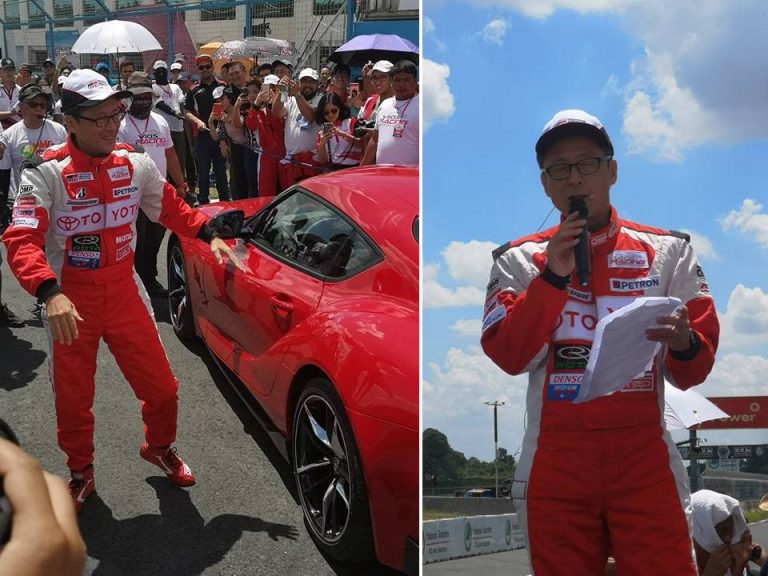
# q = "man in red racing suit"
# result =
<box><xmin>2</xmin><ymin>69</ymin><xmax>241</xmax><ymax>512</ymax></box>
<box><xmin>481</xmin><ymin>109</ymin><xmax>719</xmax><ymax>575</ymax></box>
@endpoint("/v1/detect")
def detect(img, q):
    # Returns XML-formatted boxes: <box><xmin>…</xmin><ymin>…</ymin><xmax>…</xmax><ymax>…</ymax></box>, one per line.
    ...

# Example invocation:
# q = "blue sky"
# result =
<box><xmin>421</xmin><ymin>0</ymin><xmax>768</xmax><ymax>462</ymax></box>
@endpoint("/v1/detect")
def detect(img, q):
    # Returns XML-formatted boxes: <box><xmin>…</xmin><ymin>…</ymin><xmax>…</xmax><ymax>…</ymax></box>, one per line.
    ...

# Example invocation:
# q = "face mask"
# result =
<box><xmin>130</xmin><ymin>99</ymin><xmax>152</xmax><ymax>119</ymax></box>
<box><xmin>154</xmin><ymin>70</ymin><xmax>168</xmax><ymax>84</ymax></box>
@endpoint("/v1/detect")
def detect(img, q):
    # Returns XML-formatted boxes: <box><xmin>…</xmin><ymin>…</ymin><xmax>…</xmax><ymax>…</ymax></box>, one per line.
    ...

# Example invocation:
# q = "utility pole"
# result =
<box><xmin>484</xmin><ymin>401</ymin><xmax>505</xmax><ymax>498</ymax></box>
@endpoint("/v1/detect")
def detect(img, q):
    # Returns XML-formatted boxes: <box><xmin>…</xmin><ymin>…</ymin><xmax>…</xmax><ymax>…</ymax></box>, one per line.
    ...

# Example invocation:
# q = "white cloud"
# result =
<box><xmin>720</xmin><ymin>199</ymin><xmax>768</xmax><ymax>250</ymax></box>
<box><xmin>679</xmin><ymin>229</ymin><xmax>719</xmax><ymax>261</ymax></box>
<box><xmin>693</xmin><ymin>353</ymin><xmax>768</xmax><ymax>398</ymax></box>
<box><xmin>425</xmin><ymin>16</ymin><xmax>436</xmax><ymax>33</ymax></box>
<box><xmin>423</xmin><ymin>346</ymin><xmax>529</xmax><ymax>460</ymax></box>
<box><xmin>450</xmin><ymin>319</ymin><xmax>483</xmax><ymax>337</ymax></box>
<box><xmin>468</xmin><ymin>1</ymin><xmax>768</xmax><ymax>158</ymax></box>
<box><xmin>422</xmin><ymin>58</ymin><xmax>456</xmax><ymax>130</ymax></box>
<box><xmin>423</xmin><ymin>262</ymin><xmax>486</xmax><ymax>307</ymax></box>
<box><xmin>479</xmin><ymin>19</ymin><xmax>509</xmax><ymax>45</ymax></box>
<box><xmin>717</xmin><ymin>284</ymin><xmax>768</xmax><ymax>353</ymax></box>
<box><xmin>424</xmin><ymin>240</ymin><xmax>497</xmax><ymax>308</ymax></box>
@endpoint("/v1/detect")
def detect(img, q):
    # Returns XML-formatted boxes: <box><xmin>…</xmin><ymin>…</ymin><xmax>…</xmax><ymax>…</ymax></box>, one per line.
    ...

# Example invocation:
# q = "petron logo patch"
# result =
<box><xmin>610</xmin><ymin>276</ymin><xmax>660</xmax><ymax>292</ymax></box>
<box><xmin>553</xmin><ymin>344</ymin><xmax>591</xmax><ymax>370</ymax></box>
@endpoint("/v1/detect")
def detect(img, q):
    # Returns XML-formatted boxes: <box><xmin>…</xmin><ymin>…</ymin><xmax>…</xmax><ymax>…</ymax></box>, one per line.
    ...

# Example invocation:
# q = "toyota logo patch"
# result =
<box><xmin>57</xmin><ymin>216</ymin><xmax>80</xmax><ymax>232</ymax></box>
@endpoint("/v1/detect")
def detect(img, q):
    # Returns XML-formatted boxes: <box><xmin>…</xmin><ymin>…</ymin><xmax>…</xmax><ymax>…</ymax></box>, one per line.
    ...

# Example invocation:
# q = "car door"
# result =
<box><xmin>202</xmin><ymin>190</ymin><xmax>358</xmax><ymax>397</ymax></box>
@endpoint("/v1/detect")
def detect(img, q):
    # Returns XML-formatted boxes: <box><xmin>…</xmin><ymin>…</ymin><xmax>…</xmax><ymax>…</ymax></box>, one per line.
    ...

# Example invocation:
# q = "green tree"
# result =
<box><xmin>423</xmin><ymin>428</ymin><xmax>464</xmax><ymax>486</ymax></box>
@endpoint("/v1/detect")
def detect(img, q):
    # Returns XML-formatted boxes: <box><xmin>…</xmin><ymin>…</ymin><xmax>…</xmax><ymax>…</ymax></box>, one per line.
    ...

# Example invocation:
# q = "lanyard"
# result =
<box><xmin>394</xmin><ymin>96</ymin><xmax>413</xmax><ymax>118</ymax></box>
<box><xmin>2</xmin><ymin>85</ymin><xmax>14</xmax><ymax>102</ymax></box>
<box><xmin>127</xmin><ymin>114</ymin><xmax>150</xmax><ymax>140</ymax></box>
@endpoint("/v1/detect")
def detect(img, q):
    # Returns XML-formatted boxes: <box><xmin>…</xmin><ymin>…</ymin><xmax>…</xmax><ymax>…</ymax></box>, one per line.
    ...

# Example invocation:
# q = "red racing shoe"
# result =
<box><xmin>69</xmin><ymin>466</ymin><xmax>95</xmax><ymax>513</ymax></box>
<box><xmin>140</xmin><ymin>443</ymin><xmax>196</xmax><ymax>486</ymax></box>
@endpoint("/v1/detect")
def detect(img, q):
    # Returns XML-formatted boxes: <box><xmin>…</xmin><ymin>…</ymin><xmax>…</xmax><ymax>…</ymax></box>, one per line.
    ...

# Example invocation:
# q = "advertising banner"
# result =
<box><xmin>423</xmin><ymin>513</ymin><xmax>526</xmax><ymax>564</ymax></box>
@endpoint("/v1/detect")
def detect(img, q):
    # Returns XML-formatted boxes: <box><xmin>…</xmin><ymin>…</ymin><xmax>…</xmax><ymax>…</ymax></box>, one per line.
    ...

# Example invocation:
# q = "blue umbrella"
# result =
<box><xmin>328</xmin><ymin>34</ymin><xmax>418</xmax><ymax>67</ymax></box>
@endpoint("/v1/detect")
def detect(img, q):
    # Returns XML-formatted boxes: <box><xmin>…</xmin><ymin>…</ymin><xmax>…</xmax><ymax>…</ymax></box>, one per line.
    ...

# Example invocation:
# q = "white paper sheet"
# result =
<box><xmin>573</xmin><ymin>296</ymin><xmax>682</xmax><ymax>403</ymax></box>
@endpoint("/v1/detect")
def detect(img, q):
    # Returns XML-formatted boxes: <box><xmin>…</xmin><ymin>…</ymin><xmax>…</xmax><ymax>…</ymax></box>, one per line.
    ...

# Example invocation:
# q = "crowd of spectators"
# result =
<box><xmin>0</xmin><ymin>49</ymin><xmax>419</xmax><ymax>324</ymax></box>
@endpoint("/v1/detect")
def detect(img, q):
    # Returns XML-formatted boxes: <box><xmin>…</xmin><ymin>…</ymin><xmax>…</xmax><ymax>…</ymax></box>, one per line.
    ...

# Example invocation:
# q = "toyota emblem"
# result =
<box><xmin>57</xmin><ymin>216</ymin><xmax>80</xmax><ymax>232</ymax></box>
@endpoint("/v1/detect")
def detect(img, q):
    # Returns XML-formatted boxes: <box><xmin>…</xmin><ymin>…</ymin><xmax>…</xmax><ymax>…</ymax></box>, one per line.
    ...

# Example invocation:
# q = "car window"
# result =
<box><xmin>253</xmin><ymin>190</ymin><xmax>380</xmax><ymax>279</ymax></box>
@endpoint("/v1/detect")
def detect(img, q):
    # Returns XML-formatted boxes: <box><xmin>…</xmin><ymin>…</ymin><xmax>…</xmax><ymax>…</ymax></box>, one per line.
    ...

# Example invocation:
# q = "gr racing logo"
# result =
<box><xmin>73</xmin><ymin>235</ymin><xmax>99</xmax><ymax>247</ymax></box>
<box><xmin>553</xmin><ymin>344</ymin><xmax>591</xmax><ymax>370</ymax></box>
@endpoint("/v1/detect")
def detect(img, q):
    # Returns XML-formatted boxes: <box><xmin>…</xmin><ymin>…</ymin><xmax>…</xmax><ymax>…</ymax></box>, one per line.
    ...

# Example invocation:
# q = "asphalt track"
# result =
<box><xmin>423</xmin><ymin>520</ymin><xmax>768</xmax><ymax>575</ymax></box>
<box><xmin>0</xmin><ymin>239</ymin><xmax>400</xmax><ymax>576</ymax></box>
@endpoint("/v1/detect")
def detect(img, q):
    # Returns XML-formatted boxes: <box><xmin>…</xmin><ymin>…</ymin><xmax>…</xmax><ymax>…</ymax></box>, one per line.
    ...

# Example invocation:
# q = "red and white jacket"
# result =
<box><xmin>2</xmin><ymin>137</ymin><xmax>210</xmax><ymax>299</ymax></box>
<box><xmin>481</xmin><ymin>206</ymin><xmax>720</xmax><ymax>432</ymax></box>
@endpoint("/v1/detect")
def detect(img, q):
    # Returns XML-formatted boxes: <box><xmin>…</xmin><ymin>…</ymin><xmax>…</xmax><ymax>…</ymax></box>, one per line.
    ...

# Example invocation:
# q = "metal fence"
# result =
<box><xmin>0</xmin><ymin>0</ymin><xmax>359</xmax><ymax>77</ymax></box>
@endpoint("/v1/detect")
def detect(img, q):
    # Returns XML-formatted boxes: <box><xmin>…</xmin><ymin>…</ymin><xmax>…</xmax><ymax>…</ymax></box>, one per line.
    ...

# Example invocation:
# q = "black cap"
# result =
<box><xmin>0</xmin><ymin>58</ymin><xmax>15</xmax><ymax>70</ymax></box>
<box><xmin>43</xmin><ymin>58</ymin><xmax>56</xmax><ymax>67</ymax></box>
<box><xmin>18</xmin><ymin>83</ymin><xmax>50</xmax><ymax>102</ymax></box>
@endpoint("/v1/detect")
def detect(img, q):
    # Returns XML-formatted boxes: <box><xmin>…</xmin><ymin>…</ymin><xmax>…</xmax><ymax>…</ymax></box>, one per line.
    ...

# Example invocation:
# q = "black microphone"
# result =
<box><xmin>569</xmin><ymin>197</ymin><xmax>590</xmax><ymax>287</ymax></box>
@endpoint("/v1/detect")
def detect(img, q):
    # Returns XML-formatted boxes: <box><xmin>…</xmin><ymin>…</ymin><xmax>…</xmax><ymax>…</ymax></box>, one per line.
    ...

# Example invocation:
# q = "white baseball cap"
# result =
<box><xmin>170</xmin><ymin>62</ymin><xmax>183</xmax><ymax>71</ymax></box>
<box><xmin>262</xmin><ymin>74</ymin><xmax>280</xmax><ymax>86</ymax></box>
<box><xmin>535</xmin><ymin>109</ymin><xmax>614</xmax><ymax>159</ymax></box>
<box><xmin>298</xmin><ymin>68</ymin><xmax>319</xmax><ymax>81</ymax></box>
<box><xmin>371</xmin><ymin>60</ymin><xmax>393</xmax><ymax>74</ymax></box>
<box><xmin>61</xmin><ymin>69</ymin><xmax>131</xmax><ymax>113</ymax></box>
<box><xmin>153</xmin><ymin>60</ymin><xmax>168</xmax><ymax>70</ymax></box>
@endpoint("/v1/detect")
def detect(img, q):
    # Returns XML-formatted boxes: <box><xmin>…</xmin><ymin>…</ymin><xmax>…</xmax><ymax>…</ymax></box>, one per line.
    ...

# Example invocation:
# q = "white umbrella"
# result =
<box><xmin>71</xmin><ymin>20</ymin><xmax>161</xmax><ymax>54</ymax></box>
<box><xmin>664</xmin><ymin>382</ymin><xmax>729</xmax><ymax>430</ymax></box>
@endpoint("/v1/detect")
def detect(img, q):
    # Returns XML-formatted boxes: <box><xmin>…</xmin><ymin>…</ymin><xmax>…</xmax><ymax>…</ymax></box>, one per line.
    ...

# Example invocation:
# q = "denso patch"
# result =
<box><xmin>113</xmin><ymin>185</ymin><xmax>138</xmax><ymax>198</ymax></box>
<box><xmin>547</xmin><ymin>373</ymin><xmax>582</xmax><ymax>401</ymax></box>
<box><xmin>107</xmin><ymin>166</ymin><xmax>130</xmax><ymax>182</ymax></box>
<box><xmin>607</xmin><ymin>250</ymin><xmax>649</xmax><ymax>269</ymax></box>
<box><xmin>65</xmin><ymin>172</ymin><xmax>94</xmax><ymax>183</ymax></box>
<box><xmin>610</xmin><ymin>276</ymin><xmax>660</xmax><ymax>293</ymax></box>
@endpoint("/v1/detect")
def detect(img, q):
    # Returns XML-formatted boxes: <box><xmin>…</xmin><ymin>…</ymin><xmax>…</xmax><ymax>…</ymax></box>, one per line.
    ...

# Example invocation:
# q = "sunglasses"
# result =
<box><xmin>198</xmin><ymin>64</ymin><xmax>212</xmax><ymax>70</ymax></box>
<box><xmin>24</xmin><ymin>101</ymin><xmax>48</xmax><ymax>110</ymax></box>
<box><xmin>324</xmin><ymin>107</ymin><xmax>339</xmax><ymax>115</ymax></box>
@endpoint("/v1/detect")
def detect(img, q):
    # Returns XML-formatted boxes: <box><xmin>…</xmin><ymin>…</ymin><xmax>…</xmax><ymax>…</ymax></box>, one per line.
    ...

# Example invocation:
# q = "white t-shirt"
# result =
<box><xmin>152</xmin><ymin>82</ymin><xmax>184</xmax><ymax>132</ymax></box>
<box><xmin>0</xmin><ymin>83</ymin><xmax>21</xmax><ymax>127</ymax></box>
<box><xmin>117</xmin><ymin>111</ymin><xmax>173</xmax><ymax>176</ymax></box>
<box><xmin>0</xmin><ymin>119</ymin><xmax>67</xmax><ymax>196</ymax></box>
<box><xmin>374</xmin><ymin>95</ymin><xmax>419</xmax><ymax>165</ymax></box>
<box><xmin>283</xmin><ymin>93</ymin><xmax>322</xmax><ymax>157</ymax></box>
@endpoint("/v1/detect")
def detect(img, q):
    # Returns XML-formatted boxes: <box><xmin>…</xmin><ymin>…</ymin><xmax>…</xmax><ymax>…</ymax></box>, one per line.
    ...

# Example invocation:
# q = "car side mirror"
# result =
<box><xmin>208</xmin><ymin>209</ymin><xmax>245</xmax><ymax>239</ymax></box>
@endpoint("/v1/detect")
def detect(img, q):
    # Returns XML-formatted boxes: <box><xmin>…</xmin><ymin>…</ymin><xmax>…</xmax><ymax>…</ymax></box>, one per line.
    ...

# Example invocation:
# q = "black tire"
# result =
<box><xmin>292</xmin><ymin>377</ymin><xmax>375</xmax><ymax>563</ymax></box>
<box><xmin>167</xmin><ymin>240</ymin><xmax>197</xmax><ymax>340</ymax></box>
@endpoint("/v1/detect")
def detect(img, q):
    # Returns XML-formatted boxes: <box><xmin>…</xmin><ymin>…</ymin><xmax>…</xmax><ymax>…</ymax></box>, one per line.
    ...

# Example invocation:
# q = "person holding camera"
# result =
<box><xmin>315</xmin><ymin>92</ymin><xmax>362</xmax><ymax>171</ymax></box>
<box><xmin>0</xmin><ymin>435</ymin><xmax>85</xmax><ymax>575</ymax></box>
<box><xmin>355</xmin><ymin>60</ymin><xmax>394</xmax><ymax>148</ymax></box>
<box><xmin>230</xmin><ymin>79</ymin><xmax>261</xmax><ymax>197</ymax></box>
<box><xmin>271</xmin><ymin>67</ymin><xmax>322</xmax><ymax>190</ymax></box>
<box><xmin>244</xmin><ymin>74</ymin><xmax>285</xmax><ymax>197</ymax></box>
<box><xmin>208</xmin><ymin>85</ymin><xmax>249</xmax><ymax>200</ymax></box>
<box><xmin>692</xmin><ymin>490</ymin><xmax>768</xmax><ymax>576</ymax></box>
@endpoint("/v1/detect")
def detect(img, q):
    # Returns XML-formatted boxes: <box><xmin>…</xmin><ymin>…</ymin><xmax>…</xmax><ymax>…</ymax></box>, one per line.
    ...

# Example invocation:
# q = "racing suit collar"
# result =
<box><xmin>67</xmin><ymin>135</ymin><xmax>116</xmax><ymax>168</ymax></box>
<box><xmin>586</xmin><ymin>205</ymin><xmax>619</xmax><ymax>253</ymax></box>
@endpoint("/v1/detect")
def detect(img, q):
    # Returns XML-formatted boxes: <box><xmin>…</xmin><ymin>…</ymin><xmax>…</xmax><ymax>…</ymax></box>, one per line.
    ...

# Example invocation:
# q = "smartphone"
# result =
<box><xmin>212</xmin><ymin>102</ymin><xmax>223</xmax><ymax>116</ymax></box>
<box><xmin>349</xmin><ymin>82</ymin><xmax>359</xmax><ymax>98</ymax></box>
<box><xmin>322</xmin><ymin>122</ymin><xmax>333</xmax><ymax>134</ymax></box>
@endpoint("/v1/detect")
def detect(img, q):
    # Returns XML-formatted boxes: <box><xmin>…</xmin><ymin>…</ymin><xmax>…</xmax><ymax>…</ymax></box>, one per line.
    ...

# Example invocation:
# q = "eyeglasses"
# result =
<box><xmin>324</xmin><ymin>107</ymin><xmax>339</xmax><ymax>115</ymax></box>
<box><xmin>24</xmin><ymin>101</ymin><xmax>48</xmax><ymax>110</ymax></box>
<box><xmin>198</xmin><ymin>64</ymin><xmax>212</xmax><ymax>70</ymax></box>
<box><xmin>75</xmin><ymin>110</ymin><xmax>126</xmax><ymax>128</ymax></box>
<box><xmin>541</xmin><ymin>156</ymin><xmax>612</xmax><ymax>181</ymax></box>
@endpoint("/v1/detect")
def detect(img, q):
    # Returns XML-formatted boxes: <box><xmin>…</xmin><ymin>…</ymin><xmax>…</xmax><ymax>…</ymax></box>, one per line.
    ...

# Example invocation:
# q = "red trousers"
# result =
<box><xmin>51</xmin><ymin>269</ymin><xmax>178</xmax><ymax>472</ymax></box>
<box><xmin>277</xmin><ymin>151</ymin><xmax>322</xmax><ymax>191</ymax></box>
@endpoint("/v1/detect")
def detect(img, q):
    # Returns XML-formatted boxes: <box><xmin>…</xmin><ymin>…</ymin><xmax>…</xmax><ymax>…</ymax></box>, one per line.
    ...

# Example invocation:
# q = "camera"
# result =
<box><xmin>354</xmin><ymin>120</ymin><xmax>374</xmax><ymax>138</ymax></box>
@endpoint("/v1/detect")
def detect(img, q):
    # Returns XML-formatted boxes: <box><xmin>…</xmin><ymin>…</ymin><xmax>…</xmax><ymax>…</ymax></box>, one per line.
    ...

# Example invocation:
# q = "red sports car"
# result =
<box><xmin>167</xmin><ymin>166</ymin><xmax>419</xmax><ymax>574</ymax></box>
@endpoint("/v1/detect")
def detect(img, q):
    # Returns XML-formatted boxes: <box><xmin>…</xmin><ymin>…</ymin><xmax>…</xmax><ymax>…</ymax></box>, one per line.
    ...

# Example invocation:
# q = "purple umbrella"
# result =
<box><xmin>328</xmin><ymin>34</ymin><xmax>418</xmax><ymax>68</ymax></box>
